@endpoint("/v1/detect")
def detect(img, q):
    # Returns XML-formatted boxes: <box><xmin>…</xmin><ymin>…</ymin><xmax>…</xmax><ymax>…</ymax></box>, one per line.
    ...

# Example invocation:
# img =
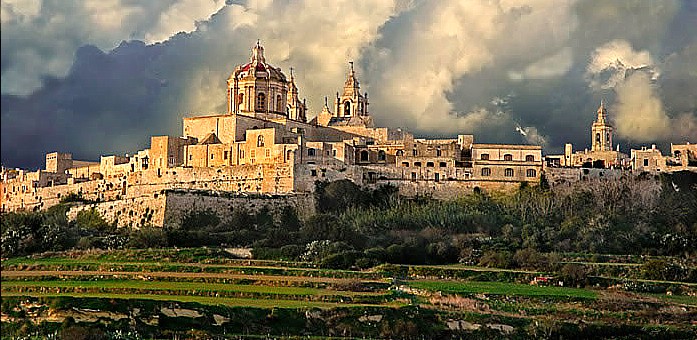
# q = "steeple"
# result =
<box><xmin>343</xmin><ymin>61</ymin><xmax>360</xmax><ymax>95</ymax></box>
<box><xmin>596</xmin><ymin>99</ymin><xmax>607</xmax><ymax>124</ymax></box>
<box><xmin>591</xmin><ymin>99</ymin><xmax>613</xmax><ymax>152</ymax></box>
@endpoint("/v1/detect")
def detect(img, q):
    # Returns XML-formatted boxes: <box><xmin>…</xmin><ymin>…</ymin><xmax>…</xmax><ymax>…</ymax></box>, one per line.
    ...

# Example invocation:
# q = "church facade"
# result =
<box><xmin>2</xmin><ymin>42</ymin><xmax>544</xmax><ymax>217</ymax></box>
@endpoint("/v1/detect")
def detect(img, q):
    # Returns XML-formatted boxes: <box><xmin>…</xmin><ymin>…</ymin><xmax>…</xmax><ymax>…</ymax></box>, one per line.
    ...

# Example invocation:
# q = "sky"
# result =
<box><xmin>2</xmin><ymin>0</ymin><xmax>696</xmax><ymax>169</ymax></box>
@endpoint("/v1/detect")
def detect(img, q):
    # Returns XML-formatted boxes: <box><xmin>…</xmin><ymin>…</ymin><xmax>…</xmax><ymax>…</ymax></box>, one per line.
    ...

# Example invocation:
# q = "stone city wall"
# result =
<box><xmin>67</xmin><ymin>190</ymin><xmax>315</xmax><ymax>228</ymax></box>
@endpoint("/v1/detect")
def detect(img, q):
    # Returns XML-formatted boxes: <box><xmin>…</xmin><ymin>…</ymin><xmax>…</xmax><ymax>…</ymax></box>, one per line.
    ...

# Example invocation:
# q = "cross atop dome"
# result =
<box><xmin>251</xmin><ymin>40</ymin><xmax>265</xmax><ymax>64</ymax></box>
<box><xmin>344</xmin><ymin>61</ymin><xmax>359</xmax><ymax>89</ymax></box>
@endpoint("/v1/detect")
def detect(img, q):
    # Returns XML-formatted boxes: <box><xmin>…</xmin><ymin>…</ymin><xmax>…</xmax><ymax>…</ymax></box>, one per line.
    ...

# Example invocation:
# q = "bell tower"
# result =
<box><xmin>591</xmin><ymin>100</ymin><xmax>613</xmax><ymax>152</ymax></box>
<box><xmin>334</xmin><ymin>62</ymin><xmax>369</xmax><ymax>118</ymax></box>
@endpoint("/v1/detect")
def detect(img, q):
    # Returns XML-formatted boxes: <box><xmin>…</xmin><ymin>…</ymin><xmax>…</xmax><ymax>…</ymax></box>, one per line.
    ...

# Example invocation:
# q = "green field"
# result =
<box><xmin>3</xmin><ymin>249</ymin><xmax>696</xmax><ymax>339</ymax></box>
<box><xmin>1</xmin><ymin>279</ymin><xmax>388</xmax><ymax>297</ymax></box>
<box><xmin>408</xmin><ymin>280</ymin><xmax>599</xmax><ymax>299</ymax></box>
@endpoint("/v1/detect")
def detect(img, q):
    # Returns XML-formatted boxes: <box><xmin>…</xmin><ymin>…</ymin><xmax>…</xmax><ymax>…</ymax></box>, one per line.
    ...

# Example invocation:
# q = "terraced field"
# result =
<box><xmin>2</xmin><ymin>248</ymin><xmax>696</xmax><ymax>339</ymax></box>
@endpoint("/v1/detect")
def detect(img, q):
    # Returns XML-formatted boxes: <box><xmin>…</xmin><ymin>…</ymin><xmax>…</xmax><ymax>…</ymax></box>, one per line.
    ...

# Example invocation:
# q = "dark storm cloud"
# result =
<box><xmin>2</xmin><ymin>0</ymin><xmax>696</xmax><ymax>168</ymax></box>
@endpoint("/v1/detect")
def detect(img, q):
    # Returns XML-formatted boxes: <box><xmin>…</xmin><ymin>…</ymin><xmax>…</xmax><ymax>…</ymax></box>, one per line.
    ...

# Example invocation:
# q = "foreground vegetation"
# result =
<box><xmin>2</xmin><ymin>171</ymin><xmax>696</xmax><ymax>338</ymax></box>
<box><xmin>2</xmin><ymin>248</ymin><xmax>696</xmax><ymax>339</ymax></box>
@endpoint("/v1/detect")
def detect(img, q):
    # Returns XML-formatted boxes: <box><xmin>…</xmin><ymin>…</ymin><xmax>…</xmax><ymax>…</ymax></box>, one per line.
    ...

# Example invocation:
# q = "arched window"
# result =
<box><xmin>504</xmin><ymin>154</ymin><xmax>513</xmax><ymax>161</ymax></box>
<box><xmin>481</xmin><ymin>153</ymin><xmax>489</xmax><ymax>160</ymax></box>
<box><xmin>378</xmin><ymin>150</ymin><xmax>386</xmax><ymax>161</ymax></box>
<box><xmin>526</xmin><ymin>169</ymin><xmax>537</xmax><ymax>177</ymax></box>
<box><xmin>257</xmin><ymin>92</ymin><xmax>266</xmax><ymax>111</ymax></box>
<box><xmin>436</xmin><ymin>149</ymin><xmax>442</xmax><ymax>157</ymax></box>
<box><xmin>481</xmin><ymin>168</ymin><xmax>491</xmax><ymax>176</ymax></box>
<box><xmin>344</xmin><ymin>101</ymin><xmax>351</xmax><ymax>116</ymax></box>
<box><xmin>595</xmin><ymin>133</ymin><xmax>601</xmax><ymax>143</ymax></box>
<box><xmin>504</xmin><ymin>168</ymin><xmax>514</xmax><ymax>177</ymax></box>
<box><xmin>396</xmin><ymin>150</ymin><xmax>404</xmax><ymax>156</ymax></box>
<box><xmin>525</xmin><ymin>155</ymin><xmax>534</xmax><ymax>162</ymax></box>
<box><xmin>257</xmin><ymin>135</ymin><xmax>264</xmax><ymax>147</ymax></box>
<box><xmin>606</xmin><ymin>132</ymin><xmax>610</xmax><ymax>142</ymax></box>
<box><xmin>308</xmin><ymin>148</ymin><xmax>316</xmax><ymax>156</ymax></box>
<box><xmin>236</xmin><ymin>93</ymin><xmax>244</xmax><ymax>111</ymax></box>
<box><xmin>277</xmin><ymin>95</ymin><xmax>283</xmax><ymax>112</ymax></box>
<box><xmin>360</xmin><ymin>150</ymin><xmax>369</xmax><ymax>162</ymax></box>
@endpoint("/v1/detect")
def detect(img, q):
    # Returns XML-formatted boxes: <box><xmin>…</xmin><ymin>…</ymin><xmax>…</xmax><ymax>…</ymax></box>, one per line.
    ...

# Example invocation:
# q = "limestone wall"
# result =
<box><xmin>66</xmin><ymin>191</ymin><xmax>315</xmax><ymax>228</ymax></box>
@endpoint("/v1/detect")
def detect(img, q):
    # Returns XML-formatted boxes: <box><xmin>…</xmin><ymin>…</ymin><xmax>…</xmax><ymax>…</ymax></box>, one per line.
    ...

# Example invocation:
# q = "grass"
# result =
<box><xmin>649</xmin><ymin>293</ymin><xmax>697</xmax><ymax>306</ymax></box>
<box><xmin>1</xmin><ymin>280</ymin><xmax>386</xmax><ymax>297</ymax></box>
<box><xmin>0</xmin><ymin>292</ymin><xmax>398</xmax><ymax>309</ymax></box>
<box><xmin>2</xmin><ymin>258</ymin><xmax>380</xmax><ymax>279</ymax></box>
<box><xmin>408</xmin><ymin>280</ymin><xmax>598</xmax><ymax>299</ymax></box>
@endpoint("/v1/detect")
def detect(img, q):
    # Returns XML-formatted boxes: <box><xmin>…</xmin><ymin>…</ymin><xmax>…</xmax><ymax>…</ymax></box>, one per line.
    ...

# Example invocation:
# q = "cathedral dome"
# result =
<box><xmin>232</xmin><ymin>41</ymin><xmax>287</xmax><ymax>82</ymax></box>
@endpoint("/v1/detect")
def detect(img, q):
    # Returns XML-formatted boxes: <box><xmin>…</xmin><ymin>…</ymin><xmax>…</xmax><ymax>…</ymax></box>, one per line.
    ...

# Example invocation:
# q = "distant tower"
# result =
<box><xmin>334</xmin><ymin>62</ymin><xmax>369</xmax><ymax>118</ymax></box>
<box><xmin>591</xmin><ymin>101</ymin><xmax>613</xmax><ymax>152</ymax></box>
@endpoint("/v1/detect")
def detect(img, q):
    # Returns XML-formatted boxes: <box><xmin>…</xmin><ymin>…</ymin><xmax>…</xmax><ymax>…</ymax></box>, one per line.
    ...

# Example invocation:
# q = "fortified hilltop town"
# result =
<box><xmin>2</xmin><ymin>42</ymin><xmax>696</xmax><ymax>227</ymax></box>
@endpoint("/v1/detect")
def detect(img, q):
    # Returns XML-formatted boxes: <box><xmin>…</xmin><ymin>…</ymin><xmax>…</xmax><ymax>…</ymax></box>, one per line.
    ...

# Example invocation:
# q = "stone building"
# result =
<box><xmin>2</xmin><ymin>42</ymin><xmax>543</xmax><ymax>221</ymax></box>
<box><xmin>546</xmin><ymin>102</ymin><xmax>626</xmax><ymax>169</ymax></box>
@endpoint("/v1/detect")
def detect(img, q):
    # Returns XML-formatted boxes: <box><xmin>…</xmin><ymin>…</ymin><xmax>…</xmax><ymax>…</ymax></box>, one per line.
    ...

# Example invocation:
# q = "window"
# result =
<box><xmin>525</xmin><ymin>155</ymin><xmax>534</xmax><ymax>162</ymax></box>
<box><xmin>481</xmin><ymin>153</ymin><xmax>490</xmax><ymax>160</ymax></box>
<box><xmin>440</xmin><ymin>162</ymin><xmax>447</xmax><ymax>167</ymax></box>
<box><xmin>396</xmin><ymin>150</ymin><xmax>404</xmax><ymax>156</ymax></box>
<box><xmin>211</xmin><ymin>154</ymin><xmax>214</xmax><ymax>160</ymax></box>
<box><xmin>344</xmin><ymin>101</ymin><xmax>351</xmax><ymax>115</ymax></box>
<box><xmin>265</xmin><ymin>149</ymin><xmax>270</xmax><ymax>158</ymax></box>
<box><xmin>237</xmin><ymin>93</ymin><xmax>244</xmax><ymax>105</ymax></box>
<box><xmin>257</xmin><ymin>135</ymin><xmax>264</xmax><ymax>147</ymax></box>
<box><xmin>434</xmin><ymin>173</ymin><xmax>440</xmax><ymax>182</ymax></box>
<box><xmin>189</xmin><ymin>155</ymin><xmax>193</xmax><ymax>160</ymax></box>
<box><xmin>257</xmin><ymin>92</ymin><xmax>266</xmax><ymax>111</ymax></box>
<box><xmin>378</xmin><ymin>150</ymin><xmax>386</xmax><ymax>161</ymax></box>
<box><xmin>481</xmin><ymin>168</ymin><xmax>491</xmax><ymax>176</ymax></box>
<box><xmin>596</xmin><ymin>133</ymin><xmax>600</xmax><ymax>143</ymax></box>
<box><xmin>332</xmin><ymin>149</ymin><xmax>337</xmax><ymax>157</ymax></box>
<box><xmin>308</xmin><ymin>148</ymin><xmax>316</xmax><ymax>156</ymax></box>
<box><xmin>606</xmin><ymin>132</ymin><xmax>610</xmax><ymax>142</ymax></box>
<box><xmin>360</xmin><ymin>150</ymin><xmax>369</xmax><ymax>162</ymax></box>
<box><xmin>311</xmin><ymin>169</ymin><xmax>317</xmax><ymax>177</ymax></box>
<box><xmin>402</xmin><ymin>162</ymin><xmax>409</xmax><ymax>167</ymax></box>
<box><xmin>286</xmin><ymin>150</ymin><xmax>293</xmax><ymax>161</ymax></box>
<box><xmin>436</xmin><ymin>149</ymin><xmax>442</xmax><ymax>157</ymax></box>
<box><xmin>426</xmin><ymin>162</ymin><xmax>434</xmax><ymax>167</ymax></box>
<box><xmin>414</xmin><ymin>162</ymin><xmax>422</xmax><ymax>167</ymax></box>
<box><xmin>277</xmin><ymin>95</ymin><xmax>283</xmax><ymax>112</ymax></box>
<box><xmin>643</xmin><ymin>159</ymin><xmax>649</xmax><ymax>167</ymax></box>
<box><xmin>224</xmin><ymin>151</ymin><xmax>228</xmax><ymax>160</ymax></box>
<box><xmin>411</xmin><ymin>172</ymin><xmax>417</xmax><ymax>181</ymax></box>
<box><xmin>526</xmin><ymin>169</ymin><xmax>537</xmax><ymax>177</ymax></box>
<box><xmin>504</xmin><ymin>154</ymin><xmax>513</xmax><ymax>161</ymax></box>
<box><xmin>412</xmin><ymin>149</ymin><xmax>418</xmax><ymax>156</ymax></box>
<box><xmin>504</xmin><ymin>168</ymin><xmax>514</xmax><ymax>177</ymax></box>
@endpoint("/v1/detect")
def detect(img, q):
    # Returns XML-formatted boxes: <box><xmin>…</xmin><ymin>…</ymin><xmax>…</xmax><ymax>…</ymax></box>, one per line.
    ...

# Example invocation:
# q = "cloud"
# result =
<box><xmin>366</xmin><ymin>0</ymin><xmax>578</xmax><ymax>136</ymax></box>
<box><xmin>586</xmin><ymin>39</ymin><xmax>658</xmax><ymax>90</ymax></box>
<box><xmin>585</xmin><ymin>39</ymin><xmax>697</xmax><ymax>143</ymax></box>
<box><xmin>613</xmin><ymin>72</ymin><xmax>671</xmax><ymax>141</ymax></box>
<box><xmin>0</xmin><ymin>0</ymin><xmax>225</xmax><ymax>95</ymax></box>
<box><xmin>1</xmin><ymin>0</ymin><xmax>697</xmax><ymax>168</ymax></box>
